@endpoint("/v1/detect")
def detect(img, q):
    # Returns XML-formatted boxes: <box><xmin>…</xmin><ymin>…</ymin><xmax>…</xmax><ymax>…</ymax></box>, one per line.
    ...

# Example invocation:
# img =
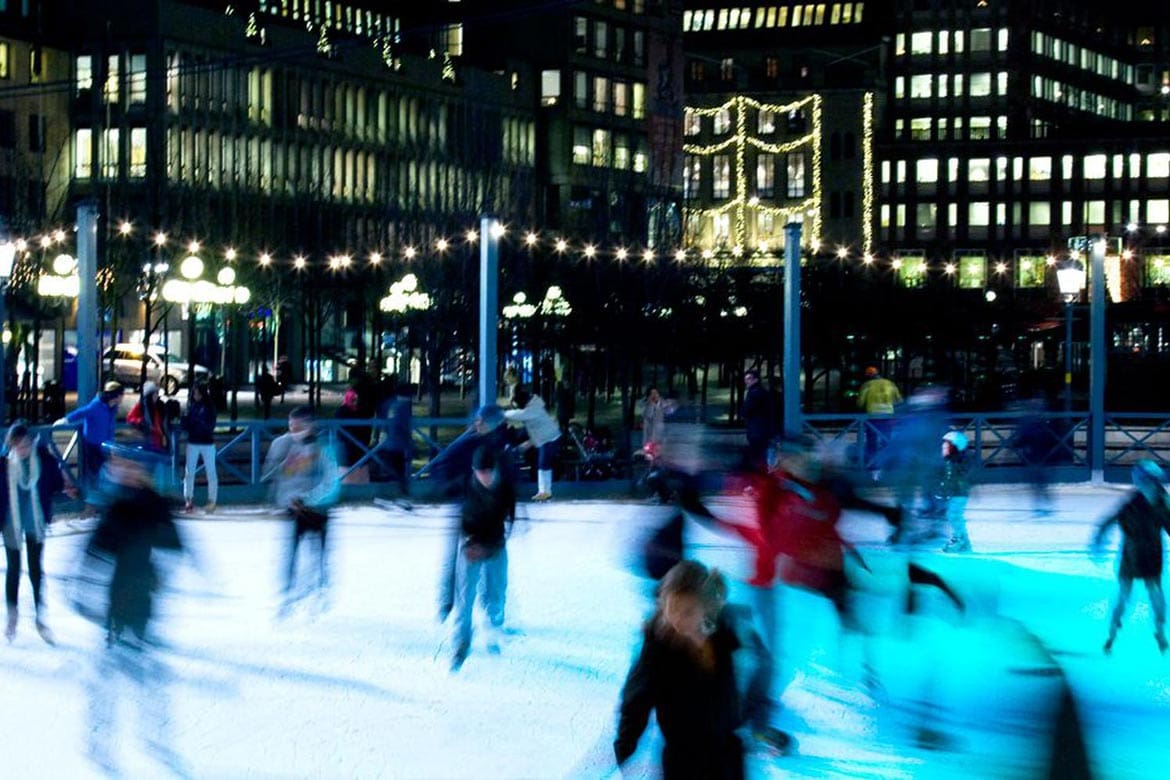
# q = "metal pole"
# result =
<box><xmin>1063</xmin><ymin>300</ymin><xmax>1073</xmax><ymax>412</ymax></box>
<box><xmin>76</xmin><ymin>200</ymin><xmax>99</xmax><ymax>404</ymax></box>
<box><xmin>478</xmin><ymin>215</ymin><xmax>499</xmax><ymax>408</ymax></box>
<box><xmin>783</xmin><ymin>221</ymin><xmax>802</xmax><ymax>440</ymax></box>
<box><xmin>1089</xmin><ymin>235</ymin><xmax>1107</xmax><ymax>483</ymax></box>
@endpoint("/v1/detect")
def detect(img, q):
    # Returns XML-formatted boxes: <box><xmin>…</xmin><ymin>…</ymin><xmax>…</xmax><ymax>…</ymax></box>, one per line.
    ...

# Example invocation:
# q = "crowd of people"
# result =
<box><xmin>4</xmin><ymin>362</ymin><xmax>1169</xmax><ymax>776</ymax></box>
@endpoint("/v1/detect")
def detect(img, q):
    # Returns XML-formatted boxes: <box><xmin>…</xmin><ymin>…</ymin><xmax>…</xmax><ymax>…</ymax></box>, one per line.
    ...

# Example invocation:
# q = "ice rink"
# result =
<box><xmin>2</xmin><ymin>482</ymin><xmax>1168</xmax><ymax>779</ymax></box>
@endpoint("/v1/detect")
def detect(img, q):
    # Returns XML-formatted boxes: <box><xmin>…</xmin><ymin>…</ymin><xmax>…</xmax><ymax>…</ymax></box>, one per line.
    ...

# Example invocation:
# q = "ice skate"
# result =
<box><xmin>531</xmin><ymin>491</ymin><xmax>552</xmax><ymax>502</ymax></box>
<box><xmin>450</xmin><ymin>648</ymin><xmax>468</xmax><ymax>673</ymax></box>
<box><xmin>1103</xmin><ymin>621</ymin><xmax>1120</xmax><ymax>654</ymax></box>
<box><xmin>752</xmin><ymin>726</ymin><xmax>796</xmax><ymax>756</ymax></box>
<box><xmin>35</xmin><ymin>619</ymin><xmax>56</xmax><ymax>646</ymax></box>
<box><xmin>942</xmin><ymin>536</ymin><xmax>971</xmax><ymax>553</ymax></box>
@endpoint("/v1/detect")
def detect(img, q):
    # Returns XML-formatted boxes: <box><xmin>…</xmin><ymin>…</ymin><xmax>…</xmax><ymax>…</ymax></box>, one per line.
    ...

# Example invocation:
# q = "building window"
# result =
<box><xmin>969</xmin><ymin>117</ymin><xmax>991</xmax><ymax>140</ymax></box>
<box><xmin>910</xmin><ymin>74</ymin><xmax>932</xmax><ymax>99</ymax></box>
<box><xmin>572</xmin><ymin>126</ymin><xmax>589</xmax><ymax>165</ymax></box>
<box><xmin>1016</xmin><ymin>255</ymin><xmax>1046</xmax><ymax>287</ymax></box>
<box><xmin>1030</xmin><ymin>156</ymin><xmax>1052</xmax><ymax>180</ymax></box>
<box><xmin>969</xmin><ymin>202</ymin><xmax>991</xmax><ymax>226</ymax></box>
<box><xmin>684</xmin><ymin>156</ymin><xmax>701</xmax><ymax>199</ymax></box>
<box><xmin>591</xmin><ymin>128</ymin><xmax>610</xmax><ymax>167</ymax></box>
<box><xmin>896</xmin><ymin>256</ymin><xmax>926</xmax><ymax>288</ymax></box>
<box><xmin>969</xmin><ymin>158</ymin><xmax>991</xmax><ymax>182</ymax></box>
<box><xmin>75</xmin><ymin>128</ymin><xmax>92</xmax><ymax>178</ymax></box>
<box><xmin>756</xmin><ymin>153</ymin><xmax>774</xmax><ymax>198</ymax></box>
<box><xmin>633</xmin><ymin>139</ymin><xmax>647</xmax><ymax>173</ymax></box>
<box><xmin>1148</xmin><ymin>153</ymin><xmax>1170</xmax><ymax>178</ymax></box>
<box><xmin>0</xmin><ymin>43</ymin><xmax>9</xmax><ymax>79</ymax></box>
<box><xmin>129</xmin><ymin>127</ymin><xmax>147</xmax><ymax>177</ymax></box>
<box><xmin>970</xmin><ymin>28</ymin><xmax>992</xmax><ymax>52</ymax></box>
<box><xmin>540</xmin><ymin>70</ymin><xmax>560</xmax><ymax>106</ymax></box>
<box><xmin>593</xmin><ymin>76</ymin><xmax>608</xmax><ymax>112</ymax></box>
<box><xmin>76</xmin><ymin>54</ymin><xmax>92</xmax><ymax>93</ymax></box>
<box><xmin>713</xmin><ymin>108</ymin><xmax>731</xmax><ymax>135</ymax></box>
<box><xmin>786</xmin><ymin>152</ymin><xmax>805</xmax><ymax>197</ymax></box>
<box><xmin>721</xmin><ymin>58</ymin><xmax>734</xmax><ymax>81</ymax></box>
<box><xmin>129</xmin><ymin>54</ymin><xmax>147</xmax><ymax>104</ymax></box>
<box><xmin>102</xmin><ymin>128</ymin><xmax>120</xmax><ymax>178</ymax></box>
<box><xmin>104</xmin><ymin>54</ymin><xmax>120</xmax><ymax>103</ymax></box>
<box><xmin>613</xmin><ymin>81</ymin><xmax>628</xmax><ymax>116</ymax></box>
<box><xmin>758</xmin><ymin>109</ymin><xmax>775</xmax><ymax>134</ymax></box>
<box><xmin>689</xmin><ymin>60</ymin><xmax>705</xmax><ymax>82</ymax></box>
<box><xmin>1085</xmin><ymin>200</ymin><xmax>1105</xmax><ymax>224</ymax></box>
<box><xmin>916</xmin><ymin>158</ymin><xmax>939</xmax><ymax>182</ymax></box>
<box><xmin>633</xmin><ymin>30</ymin><xmax>644</xmax><ymax>66</ymax></box>
<box><xmin>1147</xmin><ymin>199</ymin><xmax>1169</xmax><ymax>224</ymax></box>
<box><xmin>713</xmin><ymin>153</ymin><xmax>731</xmax><ymax>198</ymax></box>
<box><xmin>1084</xmin><ymin>154</ymin><xmax>1107</xmax><ymax>180</ymax></box>
<box><xmin>765</xmin><ymin>57</ymin><xmax>779</xmax><ymax>79</ymax></box>
<box><xmin>969</xmin><ymin>72</ymin><xmax>992</xmax><ymax>97</ymax></box>
<box><xmin>574</xmin><ymin>71</ymin><xmax>588</xmax><ymax>109</ymax></box>
<box><xmin>916</xmin><ymin>204</ymin><xmax>936</xmax><ymax>234</ymax></box>
<box><xmin>1029</xmin><ymin>201</ymin><xmax>1051</xmax><ymax>226</ymax></box>
<box><xmin>632</xmin><ymin>82</ymin><xmax>644</xmax><ymax>119</ymax></box>
<box><xmin>714</xmin><ymin>213</ymin><xmax>730</xmax><ymax>242</ymax></box>
<box><xmin>594</xmin><ymin>20</ymin><xmax>608</xmax><ymax>58</ymax></box>
<box><xmin>614</xmin><ymin>133</ymin><xmax>630</xmax><ymax>170</ymax></box>
<box><xmin>911</xmin><ymin>31</ymin><xmax>932</xmax><ymax>55</ymax></box>
<box><xmin>575</xmin><ymin>17</ymin><xmax>587</xmax><ymax>53</ymax></box>
<box><xmin>684</xmin><ymin>110</ymin><xmax>700</xmax><ymax>136</ymax></box>
<box><xmin>910</xmin><ymin>118</ymin><xmax>931</xmax><ymax>141</ymax></box>
<box><xmin>958</xmin><ymin>255</ymin><xmax>986</xmax><ymax>288</ymax></box>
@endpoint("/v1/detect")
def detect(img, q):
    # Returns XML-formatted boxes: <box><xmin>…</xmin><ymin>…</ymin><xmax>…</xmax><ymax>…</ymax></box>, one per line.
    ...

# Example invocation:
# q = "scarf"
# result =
<box><xmin>7</xmin><ymin>450</ymin><xmax>44</xmax><ymax>549</ymax></box>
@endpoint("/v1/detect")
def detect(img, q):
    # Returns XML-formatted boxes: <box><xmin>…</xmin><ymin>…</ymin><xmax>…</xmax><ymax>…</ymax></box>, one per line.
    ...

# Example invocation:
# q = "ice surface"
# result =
<box><xmin>1</xmin><ymin>483</ymin><xmax>1167</xmax><ymax>778</ymax></box>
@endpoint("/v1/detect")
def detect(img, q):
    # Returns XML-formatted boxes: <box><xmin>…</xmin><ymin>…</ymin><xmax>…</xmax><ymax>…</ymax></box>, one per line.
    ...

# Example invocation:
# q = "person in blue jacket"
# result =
<box><xmin>61</xmin><ymin>381</ymin><xmax>124</xmax><ymax>504</ymax></box>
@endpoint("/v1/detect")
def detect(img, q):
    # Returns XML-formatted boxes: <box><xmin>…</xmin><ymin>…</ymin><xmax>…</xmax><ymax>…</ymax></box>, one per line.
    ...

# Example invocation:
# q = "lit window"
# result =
<box><xmin>540</xmin><ymin>69</ymin><xmax>560</xmax><ymax>106</ymax></box>
<box><xmin>594</xmin><ymin>20</ymin><xmax>607</xmax><ymax>58</ymax></box>
<box><xmin>1148</xmin><ymin>199</ymin><xmax>1170</xmax><ymax>224</ymax></box>
<box><xmin>894</xmin><ymin>76</ymin><xmax>904</xmax><ymax>100</ymax></box>
<box><xmin>0</xmin><ymin>42</ymin><xmax>8</xmax><ymax>79</ymax></box>
<box><xmin>958</xmin><ymin>255</ymin><xmax>986</xmax><ymax>288</ymax></box>
<box><xmin>916</xmin><ymin>158</ymin><xmax>939</xmax><ymax>182</ymax></box>
<box><xmin>1030</xmin><ymin>157</ymin><xmax>1052</xmax><ymax>180</ymax></box>
<box><xmin>896</xmin><ymin>160</ymin><xmax>906</xmax><ymax>183</ymax></box>
<box><xmin>969</xmin><ymin>72</ymin><xmax>992</xmax><ymax>97</ymax></box>
<box><xmin>937</xmin><ymin>30</ymin><xmax>949</xmax><ymax>55</ymax></box>
<box><xmin>75</xmin><ymin>128</ymin><xmax>93</xmax><ymax>178</ymax></box>
<box><xmin>713</xmin><ymin>153</ymin><xmax>731</xmax><ymax>198</ymax></box>
<box><xmin>997</xmin><ymin>71</ymin><xmax>1007</xmax><ymax>95</ymax></box>
<box><xmin>969</xmin><ymin>202</ymin><xmax>991</xmax><ymax>226</ymax></box>
<box><xmin>713</xmin><ymin>108</ymin><xmax>731</xmax><ymax>134</ymax></box>
<box><xmin>969</xmin><ymin>117</ymin><xmax>991</xmax><ymax>140</ymax></box>
<box><xmin>102</xmin><ymin>128</ymin><xmax>119</xmax><ymax>178</ymax></box>
<box><xmin>910</xmin><ymin>74</ymin><xmax>932</xmax><ymax>98</ymax></box>
<box><xmin>591</xmin><ymin>128</ymin><xmax>610</xmax><ymax>167</ymax></box>
<box><xmin>76</xmin><ymin>54</ymin><xmax>92</xmax><ymax>93</ymax></box>
<box><xmin>1062</xmin><ymin>155</ymin><xmax>1074</xmax><ymax>179</ymax></box>
<box><xmin>916</xmin><ymin>204</ymin><xmax>936</xmax><ymax>232</ymax></box>
<box><xmin>1085</xmin><ymin>200</ymin><xmax>1105</xmax><ymax>224</ymax></box>
<box><xmin>1148</xmin><ymin>152</ymin><xmax>1170</xmax><ymax>178</ymax></box>
<box><xmin>574</xmin><ymin>71</ymin><xmax>587</xmax><ymax>109</ymax></box>
<box><xmin>593</xmin><ymin>76</ymin><xmax>608</xmax><ymax>112</ymax></box>
<box><xmin>910</xmin><ymin>118</ymin><xmax>931</xmax><ymax>141</ymax></box>
<box><xmin>684</xmin><ymin>156</ymin><xmax>701</xmax><ymax>198</ymax></box>
<box><xmin>758</xmin><ymin>109</ymin><xmax>775</xmax><ymax>133</ymax></box>
<box><xmin>969</xmin><ymin>158</ymin><xmax>990</xmax><ymax>182</ymax></box>
<box><xmin>613</xmin><ymin>81</ymin><xmax>628</xmax><ymax>116</ymax></box>
<box><xmin>995</xmin><ymin>157</ymin><xmax>1008</xmax><ymax>180</ymax></box>
<box><xmin>880</xmin><ymin>204</ymin><xmax>890</xmax><ymax>228</ymax></box>
<box><xmin>881</xmin><ymin>160</ymin><xmax>890</xmax><ymax>184</ymax></box>
<box><xmin>614</xmin><ymin>134</ymin><xmax>630</xmax><ymax>170</ymax></box>
<box><xmin>572</xmin><ymin>126</ymin><xmax>589</xmax><ymax>165</ymax></box>
<box><xmin>1084</xmin><ymin>154</ymin><xmax>1107</xmax><ymax>180</ymax></box>
<box><xmin>997</xmin><ymin>28</ymin><xmax>1009</xmax><ymax>50</ymax></box>
<box><xmin>633</xmin><ymin>140</ymin><xmax>647</xmax><ymax>173</ymax></box>
<box><xmin>756</xmin><ymin>153</ymin><xmax>775</xmax><ymax>198</ymax></box>
<box><xmin>684</xmin><ymin>110</ymin><xmax>700</xmax><ymax>136</ymax></box>
<box><xmin>1016</xmin><ymin>255</ymin><xmax>1046</xmax><ymax>287</ymax></box>
<box><xmin>129</xmin><ymin>127</ymin><xmax>146</xmax><ymax>177</ymax></box>
<box><xmin>970</xmin><ymin>28</ymin><xmax>992</xmax><ymax>52</ymax></box>
<box><xmin>632</xmin><ymin>82</ymin><xmax>645</xmax><ymax>119</ymax></box>
<box><xmin>936</xmin><ymin>74</ymin><xmax>948</xmax><ymax>98</ymax></box>
<box><xmin>129</xmin><ymin>54</ymin><xmax>146</xmax><ymax>104</ymax></box>
<box><xmin>1029</xmin><ymin>202</ymin><xmax>1051</xmax><ymax>225</ymax></box>
<box><xmin>786</xmin><ymin>152</ymin><xmax>805</xmax><ymax>197</ymax></box>
<box><xmin>104</xmin><ymin>54</ymin><xmax>120</xmax><ymax>103</ymax></box>
<box><xmin>948</xmin><ymin>158</ymin><xmax>959</xmax><ymax>180</ymax></box>
<box><xmin>714</xmin><ymin>213</ymin><xmax>731</xmax><ymax>241</ymax></box>
<box><xmin>910</xmin><ymin>31</ymin><xmax>932</xmax><ymax>55</ymax></box>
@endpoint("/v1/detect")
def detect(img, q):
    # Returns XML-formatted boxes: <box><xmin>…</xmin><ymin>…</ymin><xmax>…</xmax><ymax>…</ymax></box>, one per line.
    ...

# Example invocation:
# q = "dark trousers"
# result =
<box><xmin>82</xmin><ymin>441</ymin><xmax>107</xmax><ymax>492</ymax></box>
<box><xmin>6</xmin><ymin>537</ymin><xmax>44</xmax><ymax>611</ymax></box>
<box><xmin>285</xmin><ymin>507</ymin><xmax>329</xmax><ymax>596</ymax></box>
<box><xmin>387</xmin><ymin>448</ymin><xmax>410</xmax><ymax>496</ymax></box>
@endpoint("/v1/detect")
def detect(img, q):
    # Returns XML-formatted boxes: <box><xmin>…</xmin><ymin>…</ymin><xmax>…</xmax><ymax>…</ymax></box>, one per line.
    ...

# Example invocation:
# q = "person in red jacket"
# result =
<box><xmin>127</xmin><ymin>382</ymin><xmax>169</xmax><ymax>453</ymax></box>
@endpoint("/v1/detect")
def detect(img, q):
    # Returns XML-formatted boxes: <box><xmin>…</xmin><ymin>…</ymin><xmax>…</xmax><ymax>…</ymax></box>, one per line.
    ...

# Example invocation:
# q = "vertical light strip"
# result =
<box><xmin>811</xmin><ymin>93</ymin><xmax>823</xmax><ymax>244</ymax></box>
<box><xmin>734</xmin><ymin>94</ymin><xmax>748</xmax><ymax>251</ymax></box>
<box><xmin>862</xmin><ymin>90</ymin><xmax>875</xmax><ymax>254</ymax></box>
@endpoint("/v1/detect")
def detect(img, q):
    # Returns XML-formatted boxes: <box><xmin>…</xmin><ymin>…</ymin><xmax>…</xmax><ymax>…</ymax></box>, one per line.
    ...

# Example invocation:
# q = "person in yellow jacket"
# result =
<box><xmin>857</xmin><ymin>367</ymin><xmax>901</xmax><ymax>475</ymax></box>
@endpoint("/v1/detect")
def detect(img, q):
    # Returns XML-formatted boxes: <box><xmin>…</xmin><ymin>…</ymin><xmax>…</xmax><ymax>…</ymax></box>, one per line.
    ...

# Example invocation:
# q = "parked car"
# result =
<box><xmin>103</xmin><ymin>343</ymin><xmax>209</xmax><ymax>395</ymax></box>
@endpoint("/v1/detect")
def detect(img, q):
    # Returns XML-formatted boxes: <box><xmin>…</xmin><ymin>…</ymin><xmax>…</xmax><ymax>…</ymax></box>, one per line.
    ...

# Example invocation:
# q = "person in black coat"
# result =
<box><xmin>181</xmin><ymin>381</ymin><xmax>219</xmax><ymax>513</ymax></box>
<box><xmin>740</xmin><ymin>369</ymin><xmax>775</xmax><ymax>473</ymax></box>
<box><xmin>616</xmin><ymin>560</ymin><xmax>746</xmax><ymax>779</ymax></box>
<box><xmin>1093</xmin><ymin>459</ymin><xmax>1170</xmax><ymax>654</ymax></box>
<box><xmin>2</xmin><ymin>421</ymin><xmax>76</xmax><ymax>643</ymax></box>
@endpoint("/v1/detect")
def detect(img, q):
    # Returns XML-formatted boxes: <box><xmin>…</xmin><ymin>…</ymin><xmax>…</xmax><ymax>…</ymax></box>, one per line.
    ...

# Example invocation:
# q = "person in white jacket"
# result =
<box><xmin>505</xmin><ymin>386</ymin><xmax>561</xmax><ymax>501</ymax></box>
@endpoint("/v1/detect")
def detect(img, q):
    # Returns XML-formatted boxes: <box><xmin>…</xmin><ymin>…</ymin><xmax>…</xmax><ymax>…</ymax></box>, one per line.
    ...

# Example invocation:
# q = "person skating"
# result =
<box><xmin>74</xmin><ymin>442</ymin><xmax>188</xmax><ymax>775</ymax></box>
<box><xmin>180</xmin><ymin>381</ymin><xmax>219</xmax><ymax>513</ymax></box>
<box><xmin>1092</xmin><ymin>459</ymin><xmax>1170</xmax><ymax>654</ymax></box>
<box><xmin>59</xmin><ymin>381</ymin><xmax>123</xmax><ymax>512</ymax></box>
<box><xmin>615</xmin><ymin>560</ymin><xmax>750</xmax><ymax>779</ymax></box>
<box><xmin>504</xmin><ymin>385</ymin><xmax>561</xmax><ymax>501</ymax></box>
<box><xmin>450</xmin><ymin>444</ymin><xmax>516</xmax><ymax>672</ymax></box>
<box><xmin>2</xmin><ymin>421</ymin><xmax>77</xmax><ymax>643</ymax></box>
<box><xmin>938</xmin><ymin>430</ymin><xmax>973</xmax><ymax>553</ymax></box>
<box><xmin>262</xmin><ymin>406</ymin><xmax>341</xmax><ymax>614</ymax></box>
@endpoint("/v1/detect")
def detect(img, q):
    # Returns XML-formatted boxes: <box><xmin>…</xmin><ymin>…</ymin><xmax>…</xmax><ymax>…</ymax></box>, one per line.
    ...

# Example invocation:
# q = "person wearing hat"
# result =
<box><xmin>450</xmin><ymin>443</ymin><xmax>516</xmax><ymax>672</ymax></box>
<box><xmin>1093</xmin><ymin>459</ymin><xmax>1170</xmax><ymax>654</ymax></box>
<box><xmin>857</xmin><ymin>367</ymin><xmax>901</xmax><ymax>477</ymax></box>
<box><xmin>937</xmin><ymin>430</ymin><xmax>972</xmax><ymax>553</ymax></box>
<box><xmin>127</xmin><ymin>381</ymin><xmax>169</xmax><ymax>453</ymax></box>
<box><xmin>262</xmin><ymin>406</ymin><xmax>341</xmax><ymax>614</ymax></box>
<box><xmin>2</xmin><ymin>421</ymin><xmax>77</xmax><ymax>643</ymax></box>
<box><xmin>61</xmin><ymin>381</ymin><xmax>124</xmax><ymax>508</ymax></box>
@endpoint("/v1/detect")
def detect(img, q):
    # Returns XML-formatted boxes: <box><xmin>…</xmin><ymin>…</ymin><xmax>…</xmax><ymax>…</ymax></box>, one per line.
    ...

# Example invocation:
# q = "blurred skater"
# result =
<box><xmin>938</xmin><ymin>431</ymin><xmax>972</xmax><ymax>553</ymax></box>
<box><xmin>449</xmin><ymin>445</ymin><xmax>516</xmax><ymax>672</ymax></box>
<box><xmin>505</xmin><ymin>385</ymin><xmax>561</xmax><ymax>501</ymax></box>
<box><xmin>1092</xmin><ymin>459</ymin><xmax>1170</xmax><ymax>654</ymax></box>
<box><xmin>879</xmin><ymin>386</ymin><xmax>950</xmax><ymax>544</ymax></box>
<box><xmin>2</xmin><ymin>421</ymin><xmax>76</xmax><ymax>643</ymax></box>
<box><xmin>74</xmin><ymin>442</ymin><xmax>187</xmax><ymax>775</ymax></box>
<box><xmin>615</xmin><ymin>560</ymin><xmax>751</xmax><ymax>778</ymax></box>
<box><xmin>262</xmin><ymin>406</ymin><xmax>341</xmax><ymax>614</ymax></box>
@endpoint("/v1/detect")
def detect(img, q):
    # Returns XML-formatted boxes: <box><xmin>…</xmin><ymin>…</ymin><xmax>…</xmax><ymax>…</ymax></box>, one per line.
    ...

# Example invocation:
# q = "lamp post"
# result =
<box><xmin>0</xmin><ymin>237</ymin><xmax>16</xmax><ymax>423</ymax></box>
<box><xmin>1056</xmin><ymin>258</ymin><xmax>1086</xmax><ymax>412</ymax></box>
<box><xmin>502</xmin><ymin>291</ymin><xmax>537</xmax><ymax>383</ymax></box>
<box><xmin>161</xmin><ymin>259</ymin><xmax>251</xmax><ymax>392</ymax></box>
<box><xmin>379</xmin><ymin>272</ymin><xmax>432</xmax><ymax>384</ymax></box>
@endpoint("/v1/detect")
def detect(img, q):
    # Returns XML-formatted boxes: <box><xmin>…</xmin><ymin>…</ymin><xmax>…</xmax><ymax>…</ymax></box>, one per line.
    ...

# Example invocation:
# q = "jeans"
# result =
<box><xmin>183</xmin><ymin>443</ymin><xmax>218</xmax><ymax>505</ymax></box>
<box><xmin>284</xmin><ymin>506</ymin><xmax>329</xmax><ymax>597</ymax></box>
<box><xmin>945</xmin><ymin>496</ymin><xmax>969</xmax><ymax>540</ymax></box>
<box><xmin>537</xmin><ymin>438</ymin><xmax>560</xmax><ymax>470</ymax></box>
<box><xmin>5</xmin><ymin>537</ymin><xmax>44</xmax><ymax>611</ymax></box>
<box><xmin>452</xmin><ymin>541</ymin><xmax>508</xmax><ymax>656</ymax></box>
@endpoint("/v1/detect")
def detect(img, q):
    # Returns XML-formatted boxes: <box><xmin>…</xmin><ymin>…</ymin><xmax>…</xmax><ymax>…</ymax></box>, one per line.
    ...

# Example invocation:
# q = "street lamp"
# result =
<box><xmin>162</xmin><ymin>258</ymin><xmax>252</xmax><ymax>390</ymax></box>
<box><xmin>379</xmin><ymin>273</ymin><xmax>432</xmax><ymax>381</ymax></box>
<box><xmin>0</xmin><ymin>237</ymin><xmax>16</xmax><ymax>423</ymax></box>
<box><xmin>1056</xmin><ymin>257</ymin><xmax>1086</xmax><ymax>411</ymax></box>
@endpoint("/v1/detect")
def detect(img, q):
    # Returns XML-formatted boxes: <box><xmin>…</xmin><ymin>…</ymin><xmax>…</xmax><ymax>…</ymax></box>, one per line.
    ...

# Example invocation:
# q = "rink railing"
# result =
<box><xmin>32</xmin><ymin>410</ymin><xmax>1170</xmax><ymax>498</ymax></box>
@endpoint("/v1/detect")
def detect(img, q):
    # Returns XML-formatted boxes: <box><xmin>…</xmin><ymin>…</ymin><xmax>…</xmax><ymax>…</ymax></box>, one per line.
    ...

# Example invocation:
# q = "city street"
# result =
<box><xmin>0</xmin><ymin>482</ymin><xmax>1167</xmax><ymax>778</ymax></box>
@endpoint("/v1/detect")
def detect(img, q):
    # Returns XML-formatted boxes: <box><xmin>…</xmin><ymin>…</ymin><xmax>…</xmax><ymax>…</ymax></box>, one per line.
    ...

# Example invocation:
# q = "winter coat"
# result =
<box><xmin>0</xmin><ymin>445</ymin><xmax>65</xmax><ymax>549</ymax></box>
<box><xmin>504</xmin><ymin>396</ymin><xmax>561</xmax><ymax>447</ymax></box>
<box><xmin>181</xmin><ymin>398</ymin><xmax>217</xmax><ymax>445</ymax></box>
<box><xmin>262</xmin><ymin>431</ymin><xmax>341</xmax><ymax>512</ymax></box>
<box><xmin>86</xmin><ymin>485</ymin><xmax>183</xmax><ymax>640</ymax></box>
<box><xmin>858</xmin><ymin>377</ymin><xmax>902</xmax><ymax>415</ymax></box>
<box><xmin>459</xmin><ymin>469</ymin><xmax>516</xmax><ymax>553</ymax></box>
<box><xmin>615</xmin><ymin>613</ymin><xmax>745</xmax><ymax>780</ymax></box>
<box><xmin>65</xmin><ymin>394</ymin><xmax>119</xmax><ymax>446</ymax></box>
<box><xmin>641</xmin><ymin>399</ymin><xmax>672</xmax><ymax>447</ymax></box>
<box><xmin>127</xmin><ymin>398</ymin><xmax>168</xmax><ymax>451</ymax></box>
<box><xmin>1094</xmin><ymin>489</ymin><xmax>1170</xmax><ymax>580</ymax></box>
<box><xmin>936</xmin><ymin>450</ymin><xmax>970</xmax><ymax>499</ymax></box>
<box><xmin>740</xmin><ymin>384</ymin><xmax>775</xmax><ymax>444</ymax></box>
